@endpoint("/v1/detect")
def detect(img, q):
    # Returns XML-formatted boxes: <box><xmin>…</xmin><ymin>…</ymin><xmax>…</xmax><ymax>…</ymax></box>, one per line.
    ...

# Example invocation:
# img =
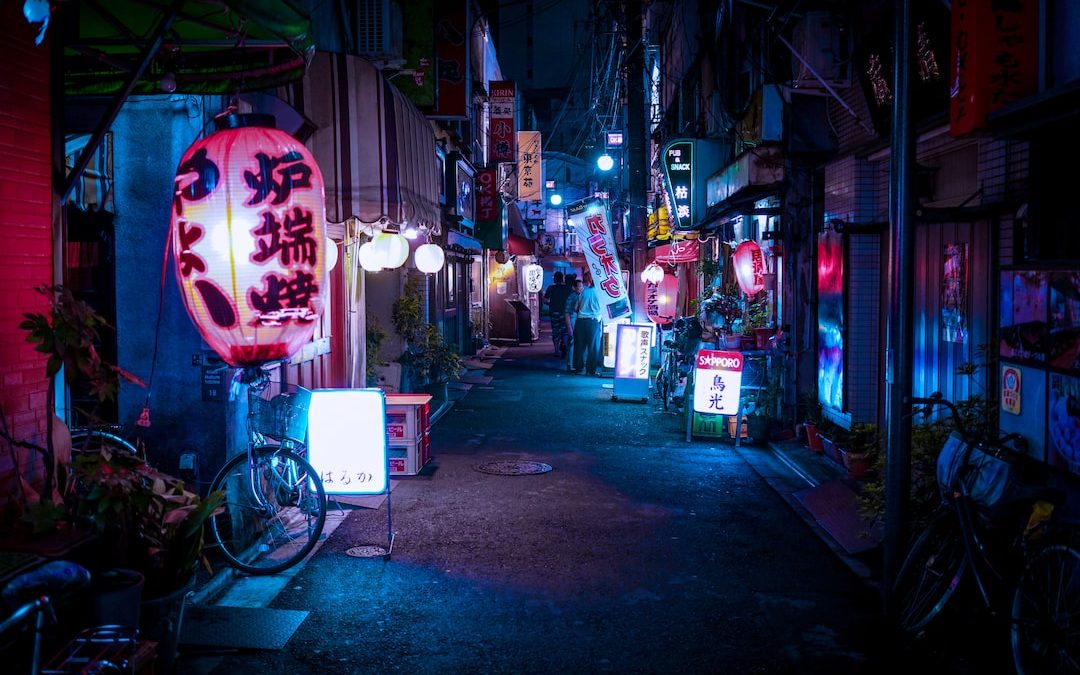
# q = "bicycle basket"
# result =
<box><xmin>251</xmin><ymin>387</ymin><xmax>312</xmax><ymax>442</ymax></box>
<box><xmin>936</xmin><ymin>431</ymin><xmax>1016</xmax><ymax>511</ymax></box>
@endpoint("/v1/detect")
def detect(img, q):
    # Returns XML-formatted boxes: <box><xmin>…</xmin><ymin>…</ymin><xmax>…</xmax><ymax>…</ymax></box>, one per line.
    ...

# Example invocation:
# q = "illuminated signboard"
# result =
<box><xmin>567</xmin><ymin>198</ymin><xmax>631</xmax><ymax>321</ymax></box>
<box><xmin>489</xmin><ymin>80</ymin><xmax>516</xmax><ymax>162</ymax></box>
<box><xmin>662</xmin><ymin>140</ymin><xmax>694</xmax><ymax>230</ymax></box>
<box><xmin>613</xmin><ymin>323</ymin><xmax>653</xmax><ymax>401</ymax></box>
<box><xmin>306</xmin><ymin>389</ymin><xmax>388</xmax><ymax>495</ymax></box>
<box><xmin>606</xmin><ymin>131</ymin><xmax>624</xmax><ymax>147</ymax></box>
<box><xmin>693</xmin><ymin>349</ymin><xmax>744</xmax><ymax>415</ymax></box>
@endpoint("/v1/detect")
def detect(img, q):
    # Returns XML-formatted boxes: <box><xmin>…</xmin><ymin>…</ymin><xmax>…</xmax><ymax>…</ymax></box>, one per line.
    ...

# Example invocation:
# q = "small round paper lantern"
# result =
<box><xmin>524</xmin><ymin>263</ymin><xmax>544</xmax><ymax>293</ymax></box>
<box><xmin>374</xmin><ymin>231</ymin><xmax>409</xmax><ymax>269</ymax></box>
<box><xmin>640</xmin><ymin>261</ymin><xmax>665</xmax><ymax>284</ymax></box>
<box><xmin>733</xmin><ymin>240</ymin><xmax>766</xmax><ymax>295</ymax></box>
<box><xmin>170</xmin><ymin>114</ymin><xmax>326</xmax><ymax>367</ymax></box>
<box><xmin>357</xmin><ymin>241</ymin><xmax>383</xmax><ymax>272</ymax></box>
<box><xmin>414</xmin><ymin>243</ymin><xmax>445</xmax><ymax>273</ymax></box>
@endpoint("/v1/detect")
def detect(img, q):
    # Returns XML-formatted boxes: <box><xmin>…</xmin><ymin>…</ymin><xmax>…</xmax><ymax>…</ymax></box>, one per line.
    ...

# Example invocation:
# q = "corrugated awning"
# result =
<box><xmin>288</xmin><ymin>52</ymin><xmax>441</xmax><ymax>233</ymax></box>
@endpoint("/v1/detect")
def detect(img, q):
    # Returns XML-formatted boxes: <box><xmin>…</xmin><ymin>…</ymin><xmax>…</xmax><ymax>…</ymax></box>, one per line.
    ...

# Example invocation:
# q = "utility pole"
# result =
<box><xmin>625</xmin><ymin>0</ymin><xmax>647</xmax><ymax>298</ymax></box>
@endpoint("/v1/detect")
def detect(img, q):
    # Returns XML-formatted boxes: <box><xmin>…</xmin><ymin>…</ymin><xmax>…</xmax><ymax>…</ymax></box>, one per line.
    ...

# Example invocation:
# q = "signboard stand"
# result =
<box><xmin>612</xmin><ymin>324</ymin><xmax>654</xmax><ymax>402</ymax></box>
<box><xmin>307</xmin><ymin>389</ymin><xmax>395</xmax><ymax>558</ymax></box>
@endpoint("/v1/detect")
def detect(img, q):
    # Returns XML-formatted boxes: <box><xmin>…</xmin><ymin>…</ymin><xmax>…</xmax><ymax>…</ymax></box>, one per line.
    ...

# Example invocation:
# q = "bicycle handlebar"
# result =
<box><xmin>907</xmin><ymin>392</ymin><xmax>1028</xmax><ymax>457</ymax></box>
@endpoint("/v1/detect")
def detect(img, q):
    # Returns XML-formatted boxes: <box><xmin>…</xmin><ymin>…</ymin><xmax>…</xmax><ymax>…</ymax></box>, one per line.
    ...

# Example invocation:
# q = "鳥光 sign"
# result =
<box><xmin>693</xmin><ymin>349</ymin><xmax>744</xmax><ymax>415</ymax></box>
<box><xmin>567</xmin><ymin>198</ymin><xmax>631</xmax><ymax>321</ymax></box>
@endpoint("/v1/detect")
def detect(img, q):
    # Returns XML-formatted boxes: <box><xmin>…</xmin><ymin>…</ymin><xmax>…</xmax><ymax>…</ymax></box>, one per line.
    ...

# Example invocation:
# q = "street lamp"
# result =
<box><xmin>549</xmin><ymin>193</ymin><xmax>563</xmax><ymax>206</ymax></box>
<box><xmin>597</xmin><ymin>153</ymin><xmax>615</xmax><ymax>172</ymax></box>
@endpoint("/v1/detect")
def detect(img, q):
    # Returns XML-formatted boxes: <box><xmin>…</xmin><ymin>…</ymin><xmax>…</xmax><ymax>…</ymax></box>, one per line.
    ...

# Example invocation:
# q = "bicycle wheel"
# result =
<box><xmin>208</xmin><ymin>446</ymin><xmax>326</xmax><ymax>575</ymax></box>
<box><xmin>656</xmin><ymin>361</ymin><xmax>671</xmax><ymax>411</ymax></box>
<box><xmin>69</xmin><ymin>429</ymin><xmax>141</xmax><ymax>458</ymax></box>
<box><xmin>1012</xmin><ymin>536</ymin><xmax>1080</xmax><ymax>675</ymax></box>
<box><xmin>892</xmin><ymin>509</ymin><xmax>967</xmax><ymax>632</ymax></box>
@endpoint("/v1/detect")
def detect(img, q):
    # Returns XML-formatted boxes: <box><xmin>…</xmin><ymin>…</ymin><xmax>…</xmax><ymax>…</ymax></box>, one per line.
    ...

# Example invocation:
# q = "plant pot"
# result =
<box><xmin>90</xmin><ymin>568</ymin><xmax>144</xmax><ymax>629</ymax></box>
<box><xmin>841</xmin><ymin>449</ymin><xmax>874</xmax><ymax>480</ymax></box>
<box><xmin>820</xmin><ymin>435</ymin><xmax>842</xmax><ymax>464</ymax></box>
<box><xmin>805</xmin><ymin>423</ymin><xmax>824</xmax><ymax>452</ymax></box>
<box><xmin>754</xmin><ymin>327</ymin><xmax>775</xmax><ymax>350</ymax></box>
<box><xmin>739</xmin><ymin>335</ymin><xmax>756</xmax><ymax>351</ymax></box>
<box><xmin>140</xmin><ymin>576</ymin><xmax>195</xmax><ymax>674</ymax></box>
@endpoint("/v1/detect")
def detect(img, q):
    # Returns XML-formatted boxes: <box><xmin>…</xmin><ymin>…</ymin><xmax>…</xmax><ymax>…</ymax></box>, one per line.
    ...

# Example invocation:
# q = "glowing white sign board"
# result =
<box><xmin>693</xmin><ymin>350</ymin><xmax>744</xmax><ymax>415</ymax></box>
<box><xmin>306</xmin><ymin>389</ymin><xmax>388</xmax><ymax>495</ymax></box>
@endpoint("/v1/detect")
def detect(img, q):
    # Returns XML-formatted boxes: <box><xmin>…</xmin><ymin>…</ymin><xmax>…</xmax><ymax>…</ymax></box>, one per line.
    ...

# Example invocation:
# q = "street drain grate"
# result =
<box><xmin>474</xmin><ymin>460</ymin><xmax>553</xmax><ymax>476</ymax></box>
<box><xmin>346</xmin><ymin>545</ymin><xmax>389</xmax><ymax>558</ymax></box>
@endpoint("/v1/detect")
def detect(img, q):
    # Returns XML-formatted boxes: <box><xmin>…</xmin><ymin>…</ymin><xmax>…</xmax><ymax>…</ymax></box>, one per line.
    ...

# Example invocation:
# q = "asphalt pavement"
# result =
<box><xmin>177</xmin><ymin>335</ymin><xmax>1006</xmax><ymax>674</ymax></box>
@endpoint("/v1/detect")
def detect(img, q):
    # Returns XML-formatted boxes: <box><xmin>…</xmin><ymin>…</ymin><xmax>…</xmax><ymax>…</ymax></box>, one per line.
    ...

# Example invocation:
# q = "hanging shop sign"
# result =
<box><xmin>489</xmin><ymin>80</ymin><xmax>516</xmax><ymax>162</ymax></box>
<box><xmin>171</xmin><ymin>114</ymin><xmax>325</xmax><ymax>367</ymax></box>
<box><xmin>662</xmin><ymin>140</ymin><xmax>694</xmax><ymax>230</ymax></box>
<box><xmin>654</xmin><ymin>238</ymin><xmax>699</xmax><ymax>265</ymax></box>
<box><xmin>567</xmin><ymin>198</ymin><xmax>632</xmax><ymax>321</ymax></box>
<box><xmin>432</xmin><ymin>1</ymin><xmax>470</xmax><ymax>119</ymax></box>
<box><xmin>949</xmin><ymin>0</ymin><xmax>1038</xmax><ymax>137</ymax></box>
<box><xmin>646</xmin><ymin>204</ymin><xmax>672</xmax><ymax>244</ymax></box>
<box><xmin>517</xmin><ymin>131</ymin><xmax>542</xmax><ymax>202</ymax></box>
<box><xmin>306</xmin><ymin>389</ymin><xmax>388</xmax><ymax>495</ymax></box>
<box><xmin>733</xmin><ymin>240</ymin><xmax>766</xmax><ymax>295</ymax></box>
<box><xmin>693</xmin><ymin>349</ymin><xmax>744</xmax><ymax>416</ymax></box>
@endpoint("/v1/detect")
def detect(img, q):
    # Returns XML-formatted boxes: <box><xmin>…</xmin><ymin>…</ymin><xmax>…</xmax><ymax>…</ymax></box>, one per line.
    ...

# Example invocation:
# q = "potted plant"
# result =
<box><xmin>411</xmin><ymin>324</ymin><xmax>464</xmax><ymax>400</ymax></box>
<box><xmin>840</xmin><ymin>423</ymin><xmax>879</xmax><ymax>480</ymax></box>
<box><xmin>800</xmin><ymin>391</ymin><xmax>825</xmax><ymax>452</ymax></box>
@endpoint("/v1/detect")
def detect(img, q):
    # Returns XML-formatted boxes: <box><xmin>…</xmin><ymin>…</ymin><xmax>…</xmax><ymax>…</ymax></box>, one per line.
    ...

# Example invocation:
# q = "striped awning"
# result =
<box><xmin>287</xmin><ymin>52</ymin><xmax>441</xmax><ymax>234</ymax></box>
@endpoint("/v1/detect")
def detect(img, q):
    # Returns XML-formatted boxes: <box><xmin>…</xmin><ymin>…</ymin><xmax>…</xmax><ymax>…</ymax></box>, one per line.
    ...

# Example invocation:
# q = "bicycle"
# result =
<box><xmin>653</xmin><ymin>315</ymin><xmax>701</xmax><ymax>412</ymax></box>
<box><xmin>891</xmin><ymin>393</ymin><xmax>1080</xmax><ymax>674</ymax></box>
<box><xmin>0</xmin><ymin>561</ymin><xmax>90</xmax><ymax>674</ymax></box>
<box><xmin>205</xmin><ymin>365</ymin><xmax>327</xmax><ymax>575</ymax></box>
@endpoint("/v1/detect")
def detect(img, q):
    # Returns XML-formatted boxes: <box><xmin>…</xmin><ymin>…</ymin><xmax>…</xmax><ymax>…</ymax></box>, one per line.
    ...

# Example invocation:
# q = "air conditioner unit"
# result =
<box><xmin>791</xmin><ymin>11</ymin><xmax>851</xmax><ymax>91</ymax></box>
<box><xmin>356</xmin><ymin>0</ymin><xmax>404</xmax><ymax>64</ymax></box>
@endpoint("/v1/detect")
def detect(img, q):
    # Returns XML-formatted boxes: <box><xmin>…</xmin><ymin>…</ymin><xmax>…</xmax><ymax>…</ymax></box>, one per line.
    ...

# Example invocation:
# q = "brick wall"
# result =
<box><xmin>0</xmin><ymin>5</ymin><xmax>53</xmax><ymax>505</ymax></box>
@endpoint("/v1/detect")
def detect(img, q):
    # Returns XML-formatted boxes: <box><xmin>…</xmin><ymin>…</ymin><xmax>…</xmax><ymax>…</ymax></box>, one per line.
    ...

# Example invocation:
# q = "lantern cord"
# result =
<box><xmin>142</xmin><ymin>226</ymin><xmax>172</xmax><ymax>413</ymax></box>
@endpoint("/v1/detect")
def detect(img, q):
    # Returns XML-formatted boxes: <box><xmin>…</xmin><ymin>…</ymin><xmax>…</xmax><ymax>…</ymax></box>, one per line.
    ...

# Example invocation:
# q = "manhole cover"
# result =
<box><xmin>345</xmin><ymin>545</ymin><xmax>389</xmax><ymax>558</ymax></box>
<box><xmin>474</xmin><ymin>460</ymin><xmax>553</xmax><ymax>476</ymax></box>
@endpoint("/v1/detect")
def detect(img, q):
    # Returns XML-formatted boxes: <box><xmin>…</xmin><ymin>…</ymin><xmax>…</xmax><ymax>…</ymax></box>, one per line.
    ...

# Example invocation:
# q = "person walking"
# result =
<box><xmin>571</xmin><ymin>271</ymin><xmax>604</xmax><ymax>375</ymax></box>
<box><xmin>543</xmin><ymin>271</ymin><xmax>572</xmax><ymax>357</ymax></box>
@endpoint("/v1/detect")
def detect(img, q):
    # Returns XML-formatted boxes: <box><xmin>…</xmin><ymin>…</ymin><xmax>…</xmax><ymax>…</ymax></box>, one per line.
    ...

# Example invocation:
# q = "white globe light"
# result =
<box><xmin>375</xmin><ymin>231</ymin><xmax>409</xmax><ymax>269</ymax></box>
<box><xmin>597</xmin><ymin>154</ymin><xmax>615</xmax><ymax>171</ymax></box>
<box><xmin>640</xmin><ymin>262</ymin><xmax>665</xmax><ymax>284</ymax></box>
<box><xmin>358</xmin><ymin>241</ymin><xmax>383</xmax><ymax>272</ymax></box>
<box><xmin>325</xmin><ymin>237</ymin><xmax>339</xmax><ymax>272</ymax></box>
<box><xmin>550</xmin><ymin>193</ymin><xmax>563</xmax><ymax>206</ymax></box>
<box><xmin>414</xmin><ymin>243</ymin><xmax>445</xmax><ymax>274</ymax></box>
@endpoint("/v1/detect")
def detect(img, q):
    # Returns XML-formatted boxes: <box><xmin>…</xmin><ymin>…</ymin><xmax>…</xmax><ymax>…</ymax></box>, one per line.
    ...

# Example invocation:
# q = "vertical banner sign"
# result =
<box><xmin>567</xmin><ymin>198</ymin><xmax>631</xmax><ymax>321</ymax></box>
<box><xmin>662</xmin><ymin>141</ymin><xmax>694</xmax><ymax>230</ymax></box>
<box><xmin>489</xmin><ymin>81</ymin><xmax>516</xmax><ymax>162</ymax></box>
<box><xmin>433</xmin><ymin>1</ymin><xmax>469</xmax><ymax>120</ymax></box>
<box><xmin>306</xmin><ymin>389</ymin><xmax>388</xmax><ymax>495</ymax></box>
<box><xmin>475</xmin><ymin>168</ymin><xmax>501</xmax><ymax>223</ymax></box>
<box><xmin>1001</xmin><ymin>365</ymin><xmax>1022</xmax><ymax>415</ymax></box>
<box><xmin>949</xmin><ymin>0</ymin><xmax>1038</xmax><ymax>136</ymax></box>
<box><xmin>693</xmin><ymin>350</ymin><xmax>744</xmax><ymax>415</ymax></box>
<box><xmin>395</xmin><ymin>0</ymin><xmax>436</xmax><ymax>108</ymax></box>
<box><xmin>517</xmin><ymin>131</ymin><xmax>542</xmax><ymax>202</ymax></box>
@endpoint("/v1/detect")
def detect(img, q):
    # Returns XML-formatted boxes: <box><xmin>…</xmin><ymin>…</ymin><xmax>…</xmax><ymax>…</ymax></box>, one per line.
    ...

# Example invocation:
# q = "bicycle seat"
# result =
<box><xmin>1</xmin><ymin>561</ymin><xmax>90</xmax><ymax>609</ymax></box>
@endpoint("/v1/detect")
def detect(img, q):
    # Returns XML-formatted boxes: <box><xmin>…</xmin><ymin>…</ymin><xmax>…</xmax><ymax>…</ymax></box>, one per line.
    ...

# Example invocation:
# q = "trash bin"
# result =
<box><xmin>507</xmin><ymin>300</ymin><xmax>532</xmax><ymax>345</ymax></box>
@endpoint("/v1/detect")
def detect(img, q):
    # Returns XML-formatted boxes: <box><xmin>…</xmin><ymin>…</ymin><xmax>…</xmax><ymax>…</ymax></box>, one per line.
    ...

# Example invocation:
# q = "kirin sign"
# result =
<box><xmin>170</xmin><ymin>114</ymin><xmax>326</xmax><ymax>367</ymax></box>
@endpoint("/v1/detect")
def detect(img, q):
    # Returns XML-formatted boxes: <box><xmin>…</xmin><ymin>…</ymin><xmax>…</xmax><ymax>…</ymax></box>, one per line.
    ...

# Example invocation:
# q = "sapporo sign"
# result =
<box><xmin>693</xmin><ymin>349</ymin><xmax>743</xmax><ymax>416</ymax></box>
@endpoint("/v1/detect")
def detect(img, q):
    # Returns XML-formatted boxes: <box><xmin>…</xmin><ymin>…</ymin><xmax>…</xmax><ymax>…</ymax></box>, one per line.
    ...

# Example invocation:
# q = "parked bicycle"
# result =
<box><xmin>206</xmin><ymin>365</ymin><xmax>327</xmax><ymax>575</ymax></box>
<box><xmin>654</xmin><ymin>315</ymin><xmax>702</xmax><ymax>412</ymax></box>
<box><xmin>892</xmin><ymin>392</ymin><xmax>1080</xmax><ymax>674</ymax></box>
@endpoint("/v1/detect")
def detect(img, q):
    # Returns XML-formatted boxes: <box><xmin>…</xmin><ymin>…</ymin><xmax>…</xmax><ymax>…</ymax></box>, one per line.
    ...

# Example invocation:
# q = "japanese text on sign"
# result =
<box><xmin>693</xmin><ymin>350</ymin><xmax>744</xmax><ymax>415</ymax></box>
<box><xmin>567</xmin><ymin>198</ymin><xmax>631</xmax><ymax>321</ymax></box>
<box><xmin>662</xmin><ymin>141</ymin><xmax>694</xmax><ymax>229</ymax></box>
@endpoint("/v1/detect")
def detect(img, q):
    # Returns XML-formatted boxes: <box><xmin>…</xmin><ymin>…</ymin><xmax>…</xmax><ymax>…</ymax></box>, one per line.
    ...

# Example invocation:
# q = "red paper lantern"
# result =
<box><xmin>171</xmin><ymin>114</ymin><xmax>326</xmax><ymax>366</ymax></box>
<box><xmin>644</xmin><ymin>273</ymin><xmax>678</xmax><ymax>325</ymax></box>
<box><xmin>733</xmin><ymin>240</ymin><xmax>766</xmax><ymax>296</ymax></box>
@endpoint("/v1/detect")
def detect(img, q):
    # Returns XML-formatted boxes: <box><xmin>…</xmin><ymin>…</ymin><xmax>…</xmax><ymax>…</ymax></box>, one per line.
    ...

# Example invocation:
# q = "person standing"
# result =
<box><xmin>571</xmin><ymin>271</ymin><xmax>604</xmax><ymax>375</ymax></box>
<box><xmin>543</xmin><ymin>271</ymin><xmax>572</xmax><ymax>357</ymax></box>
<box><xmin>564</xmin><ymin>277</ymin><xmax>583</xmax><ymax>371</ymax></box>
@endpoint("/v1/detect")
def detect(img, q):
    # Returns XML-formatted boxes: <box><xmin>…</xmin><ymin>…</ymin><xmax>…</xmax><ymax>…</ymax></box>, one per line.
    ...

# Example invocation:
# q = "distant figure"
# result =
<box><xmin>571</xmin><ymin>271</ymin><xmax>603</xmax><ymax>375</ymax></box>
<box><xmin>564</xmin><ymin>277</ymin><xmax>584</xmax><ymax>371</ymax></box>
<box><xmin>543</xmin><ymin>271</ymin><xmax>572</xmax><ymax>357</ymax></box>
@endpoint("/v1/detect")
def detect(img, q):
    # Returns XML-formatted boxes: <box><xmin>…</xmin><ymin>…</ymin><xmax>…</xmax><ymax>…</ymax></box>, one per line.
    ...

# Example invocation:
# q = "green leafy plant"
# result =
<box><xmin>366</xmin><ymin>316</ymin><xmax>388</xmax><ymax>383</ymax></box>
<box><xmin>391</xmin><ymin>276</ymin><xmax>424</xmax><ymax>344</ymax></box>
<box><xmin>411</xmin><ymin>324</ymin><xmax>464</xmax><ymax>384</ymax></box>
<box><xmin>71</xmin><ymin>446</ymin><xmax>224</xmax><ymax>596</ymax></box>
